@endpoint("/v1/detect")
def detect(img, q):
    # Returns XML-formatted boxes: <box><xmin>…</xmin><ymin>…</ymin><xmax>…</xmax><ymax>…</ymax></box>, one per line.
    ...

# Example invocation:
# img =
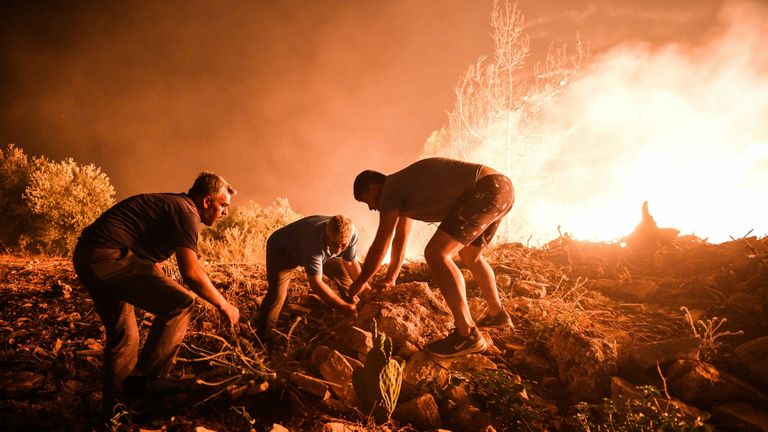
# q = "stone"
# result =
<box><xmin>0</xmin><ymin>371</ymin><xmax>46</xmax><ymax>398</ymax></box>
<box><xmin>321</xmin><ymin>422</ymin><xmax>364</xmax><ymax>432</ymax></box>
<box><xmin>449</xmin><ymin>403</ymin><xmax>493</xmax><ymax>432</ymax></box>
<box><xmin>315</xmin><ymin>347</ymin><xmax>356</xmax><ymax>403</ymax></box>
<box><xmin>401</xmin><ymin>351</ymin><xmax>497</xmax><ymax>399</ymax></box>
<box><xmin>343</xmin><ymin>326</ymin><xmax>373</xmax><ymax>356</ymax></box>
<box><xmin>545</xmin><ymin>326</ymin><xmax>618</xmax><ymax>402</ymax></box>
<box><xmin>735</xmin><ymin>336</ymin><xmax>768</xmax><ymax>385</ymax></box>
<box><xmin>355</xmin><ymin>282</ymin><xmax>452</xmax><ymax>349</ymax></box>
<box><xmin>289</xmin><ymin>372</ymin><xmax>331</xmax><ymax>399</ymax></box>
<box><xmin>712</xmin><ymin>402</ymin><xmax>768</xmax><ymax>432</ymax></box>
<box><xmin>396</xmin><ymin>341</ymin><xmax>419</xmax><ymax>359</ymax></box>
<box><xmin>393</xmin><ymin>393</ymin><xmax>441</xmax><ymax>429</ymax></box>
<box><xmin>268</xmin><ymin>424</ymin><xmax>290</xmax><ymax>432</ymax></box>
<box><xmin>620</xmin><ymin>336</ymin><xmax>700</xmax><ymax>372</ymax></box>
<box><xmin>666</xmin><ymin>359</ymin><xmax>768</xmax><ymax>409</ymax></box>
<box><xmin>512</xmin><ymin>280</ymin><xmax>547</xmax><ymax>299</ymax></box>
<box><xmin>512</xmin><ymin>349</ymin><xmax>556</xmax><ymax>376</ymax></box>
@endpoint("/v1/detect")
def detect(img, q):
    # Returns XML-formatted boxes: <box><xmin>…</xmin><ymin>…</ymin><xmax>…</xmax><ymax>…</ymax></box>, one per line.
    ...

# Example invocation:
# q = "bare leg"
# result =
<box><xmin>424</xmin><ymin>230</ymin><xmax>474</xmax><ymax>336</ymax></box>
<box><xmin>459</xmin><ymin>245</ymin><xmax>504</xmax><ymax>316</ymax></box>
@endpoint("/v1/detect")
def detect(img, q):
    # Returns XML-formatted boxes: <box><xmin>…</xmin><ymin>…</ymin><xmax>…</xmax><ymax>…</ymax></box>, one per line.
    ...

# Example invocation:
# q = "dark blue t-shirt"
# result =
<box><xmin>267</xmin><ymin>215</ymin><xmax>357</xmax><ymax>276</ymax></box>
<box><xmin>79</xmin><ymin>193</ymin><xmax>200</xmax><ymax>263</ymax></box>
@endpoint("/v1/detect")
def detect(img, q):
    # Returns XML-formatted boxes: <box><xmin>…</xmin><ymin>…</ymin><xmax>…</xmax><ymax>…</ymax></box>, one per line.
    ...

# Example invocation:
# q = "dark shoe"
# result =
<box><xmin>425</xmin><ymin>327</ymin><xmax>488</xmax><ymax>358</ymax></box>
<box><xmin>477</xmin><ymin>311</ymin><xmax>514</xmax><ymax>329</ymax></box>
<box><xmin>123</xmin><ymin>376</ymin><xmax>194</xmax><ymax>398</ymax></box>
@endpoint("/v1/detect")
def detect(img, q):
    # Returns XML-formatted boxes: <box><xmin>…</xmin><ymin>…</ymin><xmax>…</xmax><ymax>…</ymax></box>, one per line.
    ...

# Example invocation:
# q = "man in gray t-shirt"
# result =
<box><xmin>349</xmin><ymin>157</ymin><xmax>515</xmax><ymax>358</ymax></box>
<box><xmin>256</xmin><ymin>215</ymin><xmax>365</xmax><ymax>341</ymax></box>
<box><xmin>73</xmin><ymin>172</ymin><xmax>240</xmax><ymax>416</ymax></box>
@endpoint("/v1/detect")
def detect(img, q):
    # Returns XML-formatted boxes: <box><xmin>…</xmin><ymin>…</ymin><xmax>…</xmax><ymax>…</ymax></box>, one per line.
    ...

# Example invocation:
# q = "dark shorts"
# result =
<box><xmin>439</xmin><ymin>174</ymin><xmax>514</xmax><ymax>247</ymax></box>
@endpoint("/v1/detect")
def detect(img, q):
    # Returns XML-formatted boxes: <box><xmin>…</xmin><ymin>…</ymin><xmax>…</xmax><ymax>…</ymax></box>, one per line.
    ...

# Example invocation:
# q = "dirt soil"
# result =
<box><xmin>1</xmin><ymin>234</ymin><xmax>767</xmax><ymax>431</ymax></box>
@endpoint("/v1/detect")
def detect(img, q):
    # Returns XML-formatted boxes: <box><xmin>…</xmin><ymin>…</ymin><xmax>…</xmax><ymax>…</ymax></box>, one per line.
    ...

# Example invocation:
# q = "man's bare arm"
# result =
<box><xmin>175</xmin><ymin>247</ymin><xmax>239</xmax><ymax>324</ymax></box>
<box><xmin>382</xmin><ymin>215</ymin><xmax>413</xmax><ymax>286</ymax></box>
<box><xmin>348</xmin><ymin>209</ymin><xmax>400</xmax><ymax>297</ymax></box>
<box><xmin>342</xmin><ymin>259</ymin><xmax>370</xmax><ymax>295</ymax></box>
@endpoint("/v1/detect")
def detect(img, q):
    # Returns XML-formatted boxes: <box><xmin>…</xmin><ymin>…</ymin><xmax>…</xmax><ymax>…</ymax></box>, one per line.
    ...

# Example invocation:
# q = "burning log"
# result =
<box><xmin>624</xmin><ymin>201</ymin><xmax>680</xmax><ymax>249</ymax></box>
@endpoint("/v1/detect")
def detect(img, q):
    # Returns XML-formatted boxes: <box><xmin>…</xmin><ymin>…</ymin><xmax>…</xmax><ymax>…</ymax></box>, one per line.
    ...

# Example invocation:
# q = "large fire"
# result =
<box><xmin>434</xmin><ymin>2</ymin><xmax>768</xmax><ymax>245</ymax></box>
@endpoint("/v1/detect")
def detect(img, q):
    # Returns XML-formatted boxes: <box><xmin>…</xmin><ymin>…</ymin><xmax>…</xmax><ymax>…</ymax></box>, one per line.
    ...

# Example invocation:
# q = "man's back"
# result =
<box><xmin>379</xmin><ymin>157</ymin><xmax>482</xmax><ymax>222</ymax></box>
<box><xmin>79</xmin><ymin>193</ymin><xmax>200</xmax><ymax>263</ymax></box>
<box><xmin>268</xmin><ymin>215</ymin><xmax>357</xmax><ymax>276</ymax></box>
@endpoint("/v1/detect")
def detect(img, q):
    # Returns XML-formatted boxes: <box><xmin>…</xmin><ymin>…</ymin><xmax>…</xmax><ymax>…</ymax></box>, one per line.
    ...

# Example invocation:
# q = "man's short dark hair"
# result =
<box><xmin>188</xmin><ymin>172</ymin><xmax>236</xmax><ymax>199</ymax></box>
<box><xmin>353</xmin><ymin>170</ymin><xmax>386</xmax><ymax>200</ymax></box>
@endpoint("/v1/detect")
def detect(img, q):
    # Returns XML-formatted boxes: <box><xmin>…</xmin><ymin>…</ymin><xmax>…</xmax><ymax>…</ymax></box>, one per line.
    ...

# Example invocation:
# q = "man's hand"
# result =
<box><xmin>348</xmin><ymin>280</ymin><xmax>364</xmax><ymax>299</ymax></box>
<box><xmin>373</xmin><ymin>278</ymin><xmax>395</xmax><ymax>290</ymax></box>
<box><xmin>336</xmin><ymin>302</ymin><xmax>357</xmax><ymax>318</ymax></box>
<box><xmin>219</xmin><ymin>302</ymin><xmax>240</xmax><ymax>325</ymax></box>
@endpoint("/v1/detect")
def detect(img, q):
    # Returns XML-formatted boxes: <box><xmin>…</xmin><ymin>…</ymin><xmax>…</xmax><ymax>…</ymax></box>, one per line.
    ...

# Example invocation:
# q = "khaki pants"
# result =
<box><xmin>72</xmin><ymin>243</ymin><xmax>194</xmax><ymax>411</ymax></box>
<box><xmin>256</xmin><ymin>250</ymin><xmax>351</xmax><ymax>336</ymax></box>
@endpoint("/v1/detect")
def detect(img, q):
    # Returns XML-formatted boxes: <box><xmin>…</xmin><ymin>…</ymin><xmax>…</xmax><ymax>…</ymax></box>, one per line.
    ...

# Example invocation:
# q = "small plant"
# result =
<box><xmin>680</xmin><ymin>306</ymin><xmax>743</xmax><ymax>357</ymax></box>
<box><xmin>352</xmin><ymin>320</ymin><xmax>404</xmax><ymax>423</ymax></box>
<box><xmin>572</xmin><ymin>385</ymin><xmax>710</xmax><ymax>431</ymax></box>
<box><xmin>230</xmin><ymin>405</ymin><xmax>256</xmax><ymax>432</ymax></box>
<box><xmin>107</xmin><ymin>403</ymin><xmax>133</xmax><ymax>431</ymax></box>
<box><xmin>467</xmin><ymin>369</ymin><xmax>551</xmax><ymax>431</ymax></box>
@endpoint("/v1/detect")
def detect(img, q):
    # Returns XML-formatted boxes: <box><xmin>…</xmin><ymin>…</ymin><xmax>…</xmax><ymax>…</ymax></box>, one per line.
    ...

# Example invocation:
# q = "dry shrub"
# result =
<box><xmin>199</xmin><ymin>197</ymin><xmax>301</xmax><ymax>265</ymax></box>
<box><xmin>1</xmin><ymin>144</ymin><xmax>115</xmax><ymax>255</ymax></box>
<box><xmin>0</xmin><ymin>144</ymin><xmax>34</xmax><ymax>250</ymax></box>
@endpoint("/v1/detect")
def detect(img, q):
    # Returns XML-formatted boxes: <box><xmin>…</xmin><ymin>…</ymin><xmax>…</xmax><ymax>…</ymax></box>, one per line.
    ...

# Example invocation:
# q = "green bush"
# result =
<box><xmin>23</xmin><ymin>156</ymin><xmax>115</xmax><ymax>254</ymax></box>
<box><xmin>0</xmin><ymin>144</ymin><xmax>115</xmax><ymax>255</ymax></box>
<box><xmin>199</xmin><ymin>197</ymin><xmax>301</xmax><ymax>264</ymax></box>
<box><xmin>0</xmin><ymin>144</ymin><xmax>33</xmax><ymax>250</ymax></box>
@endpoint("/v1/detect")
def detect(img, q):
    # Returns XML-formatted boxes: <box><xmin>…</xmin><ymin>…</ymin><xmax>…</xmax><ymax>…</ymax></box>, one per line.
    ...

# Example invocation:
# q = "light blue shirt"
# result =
<box><xmin>267</xmin><ymin>215</ymin><xmax>357</xmax><ymax>276</ymax></box>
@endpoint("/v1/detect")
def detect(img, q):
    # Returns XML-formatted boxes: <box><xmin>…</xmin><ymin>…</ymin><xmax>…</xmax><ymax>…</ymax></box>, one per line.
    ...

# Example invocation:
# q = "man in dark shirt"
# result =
<box><xmin>73</xmin><ymin>172</ymin><xmax>240</xmax><ymax>416</ymax></box>
<box><xmin>256</xmin><ymin>215</ymin><xmax>364</xmax><ymax>341</ymax></box>
<box><xmin>348</xmin><ymin>158</ymin><xmax>514</xmax><ymax>358</ymax></box>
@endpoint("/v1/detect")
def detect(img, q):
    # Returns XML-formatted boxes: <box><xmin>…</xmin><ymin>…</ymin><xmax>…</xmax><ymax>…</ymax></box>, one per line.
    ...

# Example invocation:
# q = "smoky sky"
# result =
<box><xmin>1</xmin><ymin>0</ymin><xmax>724</xmax><ymax>240</ymax></box>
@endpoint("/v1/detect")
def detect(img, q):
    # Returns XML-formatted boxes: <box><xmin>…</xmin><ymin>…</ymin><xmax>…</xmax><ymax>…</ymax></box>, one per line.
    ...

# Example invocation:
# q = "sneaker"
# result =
<box><xmin>477</xmin><ymin>311</ymin><xmax>514</xmax><ymax>329</ymax></box>
<box><xmin>425</xmin><ymin>327</ymin><xmax>488</xmax><ymax>358</ymax></box>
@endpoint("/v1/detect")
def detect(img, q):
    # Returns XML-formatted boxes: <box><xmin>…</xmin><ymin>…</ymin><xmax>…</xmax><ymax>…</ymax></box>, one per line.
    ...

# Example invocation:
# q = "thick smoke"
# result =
<box><xmin>446</xmin><ymin>1</ymin><xmax>768</xmax><ymax>245</ymax></box>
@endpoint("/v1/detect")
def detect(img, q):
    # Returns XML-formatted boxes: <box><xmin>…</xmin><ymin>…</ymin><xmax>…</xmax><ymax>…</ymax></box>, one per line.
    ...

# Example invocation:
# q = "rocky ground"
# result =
<box><xmin>1</xmin><ymin>232</ymin><xmax>767</xmax><ymax>431</ymax></box>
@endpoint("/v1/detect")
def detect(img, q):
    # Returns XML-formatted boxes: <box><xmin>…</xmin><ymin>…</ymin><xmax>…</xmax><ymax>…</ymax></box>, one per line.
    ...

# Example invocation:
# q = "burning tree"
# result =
<box><xmin>423</xmin><ymin>0</ymin><xmax>586</xmax><ymax>243</ymax></box>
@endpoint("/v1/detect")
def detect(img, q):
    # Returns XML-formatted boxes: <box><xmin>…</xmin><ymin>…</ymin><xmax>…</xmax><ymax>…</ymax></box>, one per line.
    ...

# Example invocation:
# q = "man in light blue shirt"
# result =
<box><xmin>256</xmin><ymin>215</ymin><xmax>366</xmax><ymax>340</ymax></box>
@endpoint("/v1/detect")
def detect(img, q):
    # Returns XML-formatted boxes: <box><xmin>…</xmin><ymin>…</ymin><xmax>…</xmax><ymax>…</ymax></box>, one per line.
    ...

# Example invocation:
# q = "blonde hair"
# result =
<box><xmin>326</xmin><ymin>215</ymin><xmax>353</xmax><ymax>241</ymax></box>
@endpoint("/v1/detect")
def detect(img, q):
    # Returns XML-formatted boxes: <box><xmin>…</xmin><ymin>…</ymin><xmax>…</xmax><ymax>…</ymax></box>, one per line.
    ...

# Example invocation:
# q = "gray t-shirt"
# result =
<box><xmin>267</xmin><ymin>215</ymin><xmax>358</xmax><ymax>277</ymax></box>
<box><xmin>379</xmin><ymin>158</ymin><xmax>482</xmax><ymax>222</ymax></box>
<box><xmin>79</xmin><ymin>193</ymin><xmax>200</xmax><ymax>263</ymax></box>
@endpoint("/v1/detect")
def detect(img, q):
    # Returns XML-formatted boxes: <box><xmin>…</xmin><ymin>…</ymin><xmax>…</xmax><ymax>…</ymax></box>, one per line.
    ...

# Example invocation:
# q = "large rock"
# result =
<box><xmin>401</xmin><ymin>351</ymin><xmax>497</xmax><ymax>399</ymax></box>
<box><xmin>619</xmin><ymin>336</ymin><xmax>700</xmax><ymax>372</ymax></box>
<box><xmin>393</xmin><ymin>393</ymin><xmax>441</xmax><ymax>429</ymax></box>
<box><xmin>311</xmin><ymin>346</ymin><xmax>356</xmax><ymax>403</ymax></box>
<box><xmin>666</xmin><ymin>359</ymin><xmax>768</xmax><ymax>409</ymax></box>
<box><xmin>356</xmin><ymin>282</ymin><xmax>452</xmax><ymax>349</ymax></box>
<box><xmin>712</xmin><ymin>402</ymin><xmax>768</xmax><ymax>432</ymax></box>
<box><xmin>289</xmin><ymin>372</ymin><xmax>331</xmax><ymax>399</ymax></box>
<box><xmin>545</xmin><ymin>326</ymin><xmax>618</xmax><ymax>402</ymax></box>
<box><xmin>342</xmin><ymin>326</ymin><xmax>373</xmax><ymax>356</ymax></box>
<box><xmin>735</xmin><ymin>336</ymin><xmax>768</xmax><ymax>385</ymax></box>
